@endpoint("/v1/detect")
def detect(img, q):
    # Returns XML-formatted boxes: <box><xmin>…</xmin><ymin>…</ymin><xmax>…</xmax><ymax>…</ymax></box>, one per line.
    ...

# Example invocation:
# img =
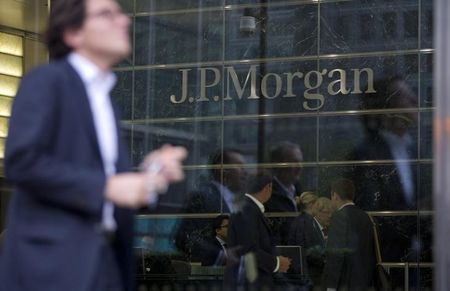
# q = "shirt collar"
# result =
<box><xmin>313</xmin><ymin>216</ymin><xmax>324</xmax><ymax>231</ymax></box>
<box><xmin>245</xmin><ymin>193</ymin><xmax>265</xmax><ymax>213</ymax></box>
<box><xmin>216</xmin><ymin>236</ymin><xmax>226</xmax><ymax>246</ymax></box>
<box><xmin>338</xmin><ymin>202</ymin><xmax>355</xmax><ymax>211</ymax></box>
<box><xmin>273</xmin><ymin>176</ymin><xmax>295</xmax><ymax>196</ymax></box>
<box><xmin>380</xmin><ymin>130</ymin><xmax>413</xmax><ymax>148</ymax></box>
<box><xmin>68</xmin><ymin>52</ymin><xmax>116</xmax><ymax>92</ymax></box>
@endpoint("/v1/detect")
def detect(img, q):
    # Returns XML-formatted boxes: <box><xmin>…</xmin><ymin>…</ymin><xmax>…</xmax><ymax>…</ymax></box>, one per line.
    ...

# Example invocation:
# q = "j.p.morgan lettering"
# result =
<box><xmin>170</xmin><ymin>65</ymin><xmax>376</xmax><ymax>110</ymax></box>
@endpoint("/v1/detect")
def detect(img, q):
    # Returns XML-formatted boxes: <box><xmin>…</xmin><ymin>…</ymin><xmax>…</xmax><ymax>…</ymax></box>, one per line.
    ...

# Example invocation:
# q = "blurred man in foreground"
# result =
<box><xmin>0</xmin><ymin>0</ymin><xmax>186</xmax><ymax>291</ymax></box>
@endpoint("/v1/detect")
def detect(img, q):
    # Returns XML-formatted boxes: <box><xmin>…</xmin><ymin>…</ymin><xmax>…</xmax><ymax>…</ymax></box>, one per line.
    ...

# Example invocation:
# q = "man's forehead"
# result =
<box><xmin>86</xmin><ymin>0</ymin><xmax>119</xmax><ymax>10</ymax></box>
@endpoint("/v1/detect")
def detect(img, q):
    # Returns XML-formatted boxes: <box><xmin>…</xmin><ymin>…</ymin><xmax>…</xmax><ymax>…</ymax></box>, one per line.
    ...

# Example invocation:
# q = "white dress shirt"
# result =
<box><xmin>68</xmin><ymin>53</ymin><xmax>118</xmax><ymax>231</ymax></box>
<box><xmin>313</xmin><ymin>216</ymin><xmax>326</xmax><ymax>240</ymax></box>
<box><xmin>381</xmin><ymin>130</ymin><xmax>414</xmax><ymax>206</ymax></box>
<box><xmin>216</xmin><ymin>236</ymin><xmax>228</xmax><ymax>256</ymax></box>
<box><xmin>273</xmin><ymin>176</ymin><xmax>297</xmax><ymax>211</ymax></box>
<box><xmin>212</xmin><ymin>180</ymin><xmax>237</xmax><ymax>213</ymax></box>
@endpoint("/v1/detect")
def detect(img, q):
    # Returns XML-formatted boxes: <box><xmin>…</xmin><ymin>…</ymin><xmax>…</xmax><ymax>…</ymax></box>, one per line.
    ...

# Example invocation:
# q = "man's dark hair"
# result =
<box><xmin>211</xmin><ymin>214</ymin><xmax>230</xmax><ymax>236</ymax></box>
<box><xmin>46</xmin><ymin>0</ymin><xmax>87</xmax><ymax>60</ymax></box>
<box><xmin>270</xmin><ymin>141</ymin><xmax>300</xmax><ymax>163</ymax></box>
<box><xmin>208</xmin><ymin>148</ymin><xmax>242</xmax><ymax>180</ymax></box>
<box><xmin>247</xmin><ymin>174</ymin><xmax>272</xmax><ymax>195</ymax></box>
<box><xmin>331</xmin><ymin>178</ymin><xmax>355</xmax><ymax>201</ymax></box>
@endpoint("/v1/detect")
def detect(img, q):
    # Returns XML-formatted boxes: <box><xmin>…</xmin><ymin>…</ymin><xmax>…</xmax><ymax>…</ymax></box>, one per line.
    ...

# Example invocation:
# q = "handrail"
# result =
<box><xmin>136</xmin><ymin>210</ymin><xmax>434</xmax><ymax>219</ymax></box>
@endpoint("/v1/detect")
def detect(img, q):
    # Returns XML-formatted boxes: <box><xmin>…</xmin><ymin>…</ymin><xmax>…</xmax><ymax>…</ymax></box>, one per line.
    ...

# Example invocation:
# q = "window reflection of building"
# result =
<box><xmin>174</xmin><ymin>149</ymin><xmax>247</xmax><ymax>262</ymax></box>
<box><xmin>112</xmin><ymin>1</ymin><xmax>434</xmax><ymax>289</ymax></box>
<box><xmin>349</xmin><ymin>77</ymin><xmax>419</xmax><ymax>211</ymax></box>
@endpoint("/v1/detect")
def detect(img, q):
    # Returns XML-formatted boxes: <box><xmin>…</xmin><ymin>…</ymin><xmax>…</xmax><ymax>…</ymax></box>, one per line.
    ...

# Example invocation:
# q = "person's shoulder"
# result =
<box><xmin>22</xmin><ymin>59</ymin><xmax>69</xmax><ymax>83</ymax></box>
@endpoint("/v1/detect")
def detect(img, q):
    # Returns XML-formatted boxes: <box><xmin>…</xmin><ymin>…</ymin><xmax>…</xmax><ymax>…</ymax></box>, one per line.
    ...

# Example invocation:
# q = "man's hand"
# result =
<box><xmin>104</xmin><ymin>173</ymin><xmax>167</xmax><ymax>209</ymax></box>
<box><xmin>141</xmin><ymin>145</ymin><xmax>187</xmax><ymax>184</ymax></box>
<box><xmin>104</xmin><ymin>145</ymin><xmax>187</xmax><ymax>209</ymax></box>
<box><xmin>278</xmin><ymin>256</ymin><xmax>292</xmax><ymax>273</ymax></box>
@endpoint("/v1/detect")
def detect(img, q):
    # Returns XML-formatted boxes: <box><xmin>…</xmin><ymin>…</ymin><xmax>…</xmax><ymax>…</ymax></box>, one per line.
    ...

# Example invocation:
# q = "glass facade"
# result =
<box><xmin>0</xmin><ymin>0</ymin><xmax>435</xmax><ymax>290</ymax></box>
<box><xmin>109</xmin><ymin>0</ymin><xmax>434</xmax><ymax>290</ymax></box>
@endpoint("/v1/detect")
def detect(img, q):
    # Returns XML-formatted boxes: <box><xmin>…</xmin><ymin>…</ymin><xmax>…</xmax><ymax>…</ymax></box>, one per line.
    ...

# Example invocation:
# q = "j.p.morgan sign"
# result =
<box><xmin>170</xmin><ymin>65</ymin><xmax>376</xmax><ymax>111</ymax></box>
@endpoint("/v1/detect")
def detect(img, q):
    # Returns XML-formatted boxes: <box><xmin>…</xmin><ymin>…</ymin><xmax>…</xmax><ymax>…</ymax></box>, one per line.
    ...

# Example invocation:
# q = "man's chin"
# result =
<box><xmin>111</xmin><ymin>50</ymin><xmax>131</xmax><ymax>64</ymax></box>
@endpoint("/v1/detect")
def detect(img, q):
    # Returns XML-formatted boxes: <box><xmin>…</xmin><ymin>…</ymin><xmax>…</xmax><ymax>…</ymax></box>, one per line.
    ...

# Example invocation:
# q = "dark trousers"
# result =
<box><xmin>89</xmin><ymin>239</ymin><xmax>124</xmax><ymax>291</ymax></box>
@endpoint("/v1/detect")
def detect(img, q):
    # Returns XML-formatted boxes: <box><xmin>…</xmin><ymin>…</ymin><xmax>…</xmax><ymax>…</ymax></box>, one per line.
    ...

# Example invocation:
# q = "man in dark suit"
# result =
<box><xmin>349</xmin><ymin>77</ymin><xmax>418</xmax><ymax>212</ymax></box>
<box><xmin>265</xmin><ymin>141</ymin><xmax>303</xmax><ymax>244</ymax></box>
<box><xmin>348</xmin><ymin>77</ymin><xmax>420</xmax><ymax>269</ymax></box>
<box><xmin>186</xmin><ymin>149</ymin><xmax>248</xmax><ymax>214</ymax></box>
<box><xmin>322</xmin><ymin>179</ymin><xmax>375</xmax><ymax>291</ymax></box>
<box><xmin>224</xmin><ymin>175</ymin><xmax>291</xmax><ymax>290</ymax></box>
<box><xmin>0</xmin><ymin>1</ymin><xmax>186</xmax><ymax>291</ymax></box>
<box><xmin>175</xmin><ymin>149</ymin><xmax>247</xmax><ymax>261</ymax></box>
<box><xmin>201</xmin><ymin>214</ymin><xmax>230</xmax><ymax>266</ymax></box>
<box><xmin>288</xmin><ymin>197</ymin><xmax>334</xmax><ymax>286</ymax></box>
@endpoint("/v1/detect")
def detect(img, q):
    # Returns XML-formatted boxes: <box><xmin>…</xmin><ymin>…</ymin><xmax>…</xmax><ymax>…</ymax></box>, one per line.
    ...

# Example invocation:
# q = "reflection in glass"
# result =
<box><xmin>348</xmin><ymin>77</ymin><xmax>418</xmax><ymax>211</ymax></box>
<box><xmin>117</xmin><ymin>0</ymin><xmax>434</xmax><ymax>289</ymax></box>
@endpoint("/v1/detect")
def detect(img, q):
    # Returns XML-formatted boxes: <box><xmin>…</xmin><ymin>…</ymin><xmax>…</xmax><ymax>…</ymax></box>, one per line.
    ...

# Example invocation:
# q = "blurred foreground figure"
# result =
<box><xmin>0</xmin><ymin>0</ymin><xmax>186</xmax><ymax>291</ymax></box>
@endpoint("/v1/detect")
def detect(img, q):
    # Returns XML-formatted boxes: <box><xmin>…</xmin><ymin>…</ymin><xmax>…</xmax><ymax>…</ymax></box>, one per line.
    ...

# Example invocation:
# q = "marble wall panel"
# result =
<box><xmin>225</xmin><ymin>4</ymin><xmax>317</xmax><ymax>60</ymax></box>
<box><xmin>134</xmin><ymin>68</ymin><xmax>223</xmax><ymax>119</ymax></box>
<box><xmin>111</xmin><ymin>70</ymin><xmax>133</xmax><ymax>120</ymax></box>
<box><xmin>134</xmin><ymin>12</ymin><xmax>223</xmax><ymax>66</ymax></box>
<box><xmin>222</xmin><ymin>117</ymin><xmax>317</xmax><ymax>163</ymax></box>
<box><xmin>320</xmin><ymin>0</ymin><xmax>419</xmax><ymax>54</ymax></box>
<box><xmin>319</xmin><ymin>113</ymin><xmax>419</xmax><ymax>162</ymax></box>
<box><xmin>318</xmin><ymin>54</ymin><xmax>419</xmax><ymax>112</ymax></box>
<box><xmin>130</xmin><ymin>120</ymin><xmax>222</xmax><ymax>167</ymax></box>
<box><xmin>136</xmin><ymin>0</ymin><xmax>222</xmax><ymax>13</ymax></box>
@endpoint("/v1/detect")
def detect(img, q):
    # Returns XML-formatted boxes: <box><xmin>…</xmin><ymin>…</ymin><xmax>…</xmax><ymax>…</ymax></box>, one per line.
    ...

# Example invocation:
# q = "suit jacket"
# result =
<box><xmin>264</xmin><ymin>178</ymin><xmax>299</xmax><ymax>245</ymax></box>
<box><xmin>174</xmin><ymin>181</ymin><xmax>234</xmax><ymax>261</ymax></box>
<box><xmin>186</xmin><ymin>181</ymin><xmax>233</xmax><ymax>213</ymax></box>
<box><xmin>224</xmin><ymin>196</ymin><xmax>277</xmax><ymax>290</ymax></box>
<box><xmin>348</xmin><ymin>133</ymin><xmax>419</xmax><ymax>263</ymax></box>
<box><xmin>200</xmin><ymin>237</ymin><xmax>227</xmax><ymax>266</ymax></box>
<box><xmin>349</xmin><ymin>133</ymin><xmax>417</xmax><ymax>211</ymax></box>
<box><xmin>0</xmin><ymin>60</ymin><xmax>134</xmax><ymax>291</ymax></box>
<box><xmin>288</xmin><ymin>212</ymin><xmax>325</xmax><ymax>285</ymax></box>
<box><xmin>322</xmin><ymin>205</ymin><xmax>375</xmax><ymax>291</ymax></box>
<box><xmin>265</xmin><ymin>178</ymin><xmax>298</xmax><ymax>213</ymax></box>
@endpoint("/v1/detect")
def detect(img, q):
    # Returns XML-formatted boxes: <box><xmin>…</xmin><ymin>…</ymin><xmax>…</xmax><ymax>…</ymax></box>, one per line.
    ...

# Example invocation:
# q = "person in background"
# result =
<box><xmin>0</xmin><ymin>0</ymin><xmax>186</xmax><ymax>291</ymax></box>
<box><xmin>174</xmin><ymin>148</ymin><xmax>248</xmax><ymax>262</ymax></box>
<box><xmin>201</xmin><ymin>214</ymin><xmax>230</xmax><ymax>266</ymax></box>
<box><xmin>225</xmin><ymin>174</ymin><xmax>291</xmax><ymax>290</ymax></box>
<box><xmin>265</xmin><ymin>141</ymin><xmax>304</xmax><ymax>245</ymax></box>
<box><xmin>312</xmin><ymin>197</ymin><xmax>335</xmax><ymax>241</ymax></box>
<box><xmin>288</xmin><ymin>196</ymin><xmax>334</xmax><ymax>287</ymax></box>
<box><xmin>296</xmin><ymin>191</ymin><xmax>318</xmax><ymax>215</ymax></box>
<box><xmin>322</xmin><ymin>179</ymin><xmax>375</xmax><ymax>291</ymax></box>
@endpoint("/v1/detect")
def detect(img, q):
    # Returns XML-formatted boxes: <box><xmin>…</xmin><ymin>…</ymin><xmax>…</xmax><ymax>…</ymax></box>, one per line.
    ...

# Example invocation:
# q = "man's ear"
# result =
<box><xmin>63</xmin><ymin>28</ymin><xmax>83</xmax><ymax>51</ymax></box>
